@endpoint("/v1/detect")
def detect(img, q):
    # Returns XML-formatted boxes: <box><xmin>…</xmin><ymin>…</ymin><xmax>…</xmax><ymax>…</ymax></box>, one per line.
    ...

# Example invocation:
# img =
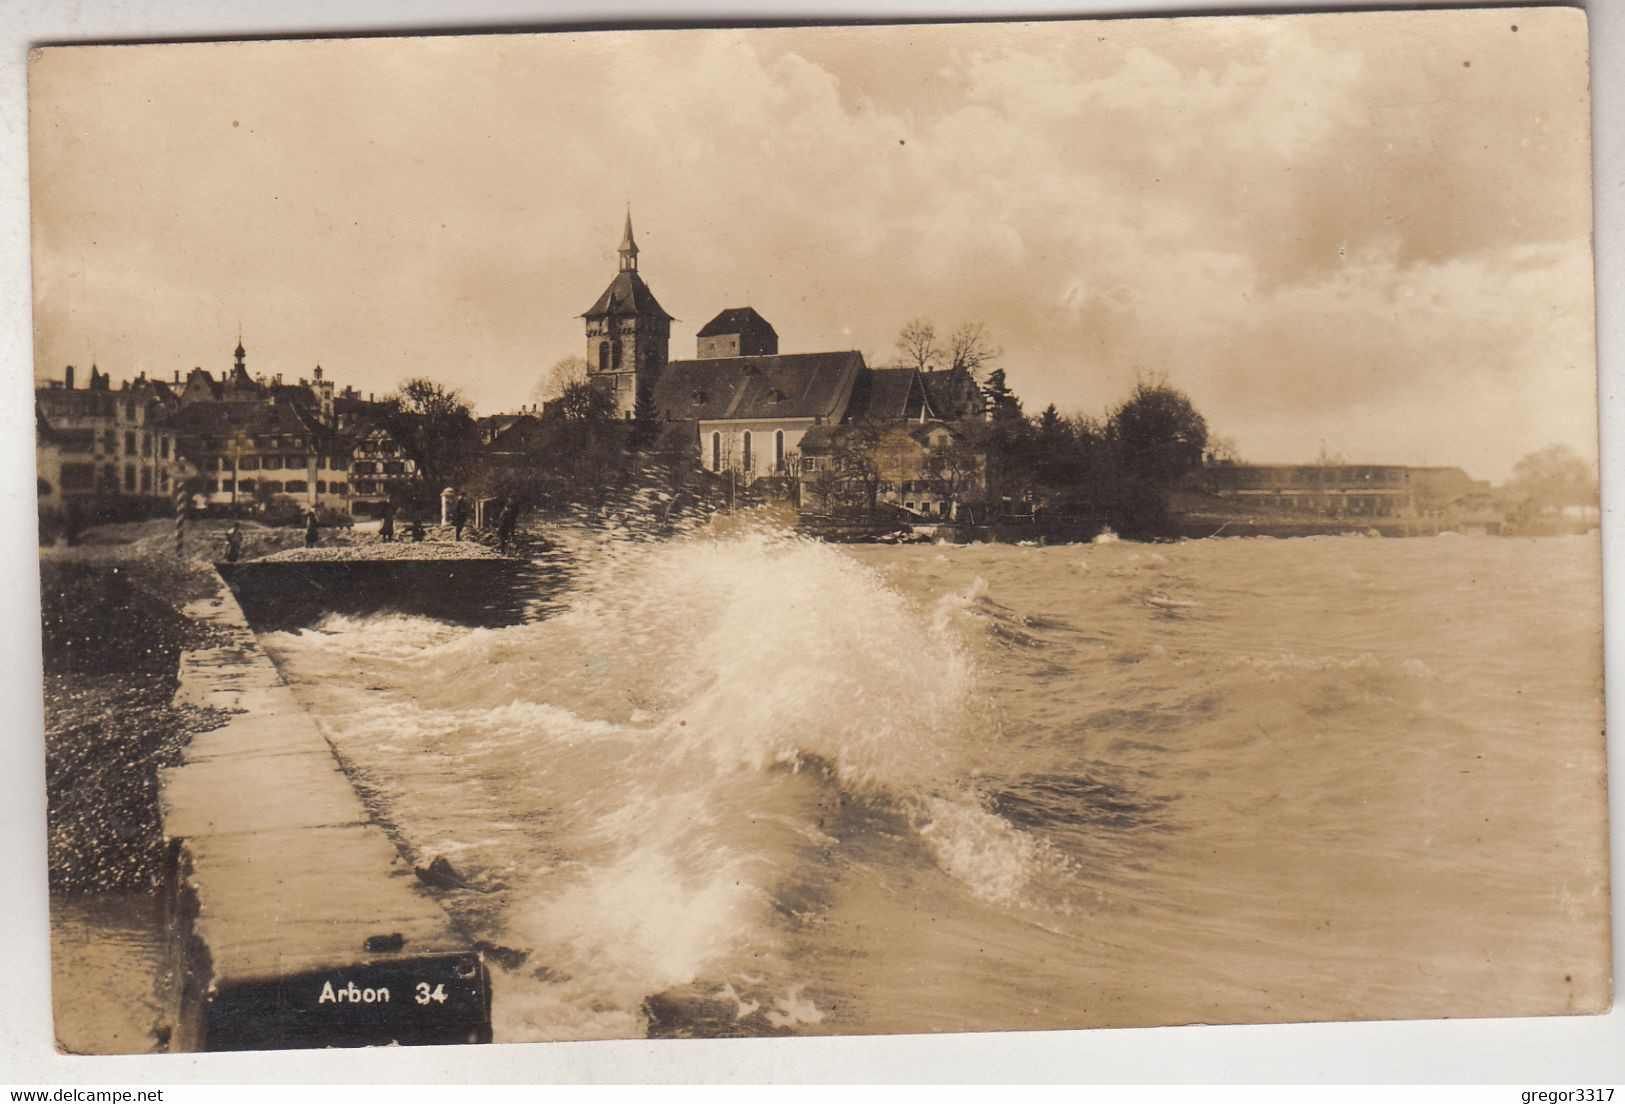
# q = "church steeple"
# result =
<box><xmin>618</xmin><ymin>208</ymin><xmax>639</xmax><ymax>271</ymax></box>
<box><xmin>583</xmin><ymin>209</ymin><xmax>671</xmax><ymax>418</ymax></box>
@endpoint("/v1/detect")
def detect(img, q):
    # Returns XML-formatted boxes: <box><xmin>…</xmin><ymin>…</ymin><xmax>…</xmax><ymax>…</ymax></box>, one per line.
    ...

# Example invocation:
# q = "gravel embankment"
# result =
<box><xmin>253</xmin><ymin>540</ymin><xmax>511</xmax><ymax>563</ymax></box>
<box><xmin>39</xmin><ymin>524</ymin><xmax>242</xmax><ymax>891</ymax></box>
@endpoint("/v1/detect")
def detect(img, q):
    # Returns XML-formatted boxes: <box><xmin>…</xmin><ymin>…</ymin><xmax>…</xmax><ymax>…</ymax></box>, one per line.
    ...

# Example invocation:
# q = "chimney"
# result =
<box><xmin>173</xmin><ymin>369</ymin><xmax>180</xmax><ymax>383</ymax></box>
<box><xmin>64</xmin><ymin>365</ymin><xmax>74</xmax><ymax>390</ymax></box>
<box><xmin>314</xmin><ymin>365</ymin><xmax>323</xmax><ymax>381</ymax></box>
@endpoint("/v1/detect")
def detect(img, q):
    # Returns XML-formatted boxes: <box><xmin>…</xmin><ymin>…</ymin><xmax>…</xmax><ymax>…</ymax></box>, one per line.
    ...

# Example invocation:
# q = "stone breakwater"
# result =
<box><xmin>158</xmin><ymin>580</ymin><xmax>491</xmax><ymax>1051</ymax></box>
<box><xmin>217</xmin><ymin>554</ymin><xmax>545</xmax><ymax>630</ymax></box>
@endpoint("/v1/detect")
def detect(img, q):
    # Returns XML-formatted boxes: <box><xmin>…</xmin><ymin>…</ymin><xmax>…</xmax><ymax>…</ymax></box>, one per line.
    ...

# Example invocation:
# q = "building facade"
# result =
<box><xmin>35</xmin><ymin>365</ymin><xmax>188</xmax><ymax>513</ymax></box>
<box><xmin>348</xmin><ymin>424</ymin><xmax>418</xmax><ymax>515</ymax></box>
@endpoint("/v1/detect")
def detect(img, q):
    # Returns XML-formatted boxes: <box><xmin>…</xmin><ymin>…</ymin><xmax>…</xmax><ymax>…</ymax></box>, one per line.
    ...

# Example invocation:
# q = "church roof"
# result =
<box><xmin>654</xmin><ymin>351</ymin><xmax>864</xmax><ymax>423</ymax></box>
<box><xmin>696</xmin><ymin>307</ymin><xmax>777</xmax><ymax>339</ymax></box>
<box><xmin>581</xmin><ymin>268</ymin><xmax>673</xmax><ymax>321</ymax></box>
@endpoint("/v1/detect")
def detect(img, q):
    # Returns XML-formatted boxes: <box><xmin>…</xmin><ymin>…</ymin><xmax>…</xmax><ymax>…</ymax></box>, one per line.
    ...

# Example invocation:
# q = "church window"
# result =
<box><xmin>741</xmin><ymin>431</ymin><xmax>753</xmax><ymax>473</ymax></box>
<box><xmin>774</xmin><ymin>430</ymin><xmax>785</xmax><ymax>471</ymax></box>
<box><xmin>599</xmin><ymin>342</ymin><xmax>611</xmax><ymax>373</ymax></box>
<box><xmin>710</xmin><ymin>432</ymin><xmax>721</xmax><ymax>471</ymax></box>
<box><xmin>611</xmin><ymin>339</ymin><xmax>623</xmax><ymax>371</ymax></box>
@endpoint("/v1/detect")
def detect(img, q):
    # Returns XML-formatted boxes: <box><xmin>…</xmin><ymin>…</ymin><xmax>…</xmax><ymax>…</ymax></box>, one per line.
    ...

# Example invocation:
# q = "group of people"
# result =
<box><xmin>375</xmin><ymin>501</ymin><xmax>426</xmax><ymax>545</ymax></box>
<box><xmin>221</xmin><ymin>494</ymin><xmax>523</xmax><ymax>562</ymax></box>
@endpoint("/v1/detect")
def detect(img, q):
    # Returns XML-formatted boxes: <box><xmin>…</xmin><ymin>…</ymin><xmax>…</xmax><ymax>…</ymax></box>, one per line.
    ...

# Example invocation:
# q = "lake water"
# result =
<box><xmin>259</xmin><ymin>529</ymin><xmax>1610</xmax><ymax>1040</ymax></box>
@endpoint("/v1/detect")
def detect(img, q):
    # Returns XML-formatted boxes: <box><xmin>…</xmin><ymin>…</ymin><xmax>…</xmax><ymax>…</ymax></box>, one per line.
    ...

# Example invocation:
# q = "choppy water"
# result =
<box><xmin>259</xmin><ymin>529</ymin><xmax>1610</xmax><ymax>1040</ymax></box>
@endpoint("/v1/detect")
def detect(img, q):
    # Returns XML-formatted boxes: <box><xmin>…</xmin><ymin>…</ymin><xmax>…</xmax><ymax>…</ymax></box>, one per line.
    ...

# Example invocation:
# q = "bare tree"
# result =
<box><xmin>946</xmin><ymin>322</ymin><xmax>999</xmax><ymax>380</ymax></box>
<box><xmin>531</xmin><ymin>355</ymin><xmax>592</xmax><ymax>406</ymax></box>
<box><xmin>895</xmin><ymin>319</ymin><xmax>943</xmax><ymax>373</ymax></box>
<box><xmin>1205</xmin><ymin>435</ymin><xmax>1243</xmax><ymax>465</ymax></box>
<box><xmin>924</xmin><ymin>435</ymin><xmax>985</xmax><ymax>517</ymax></box>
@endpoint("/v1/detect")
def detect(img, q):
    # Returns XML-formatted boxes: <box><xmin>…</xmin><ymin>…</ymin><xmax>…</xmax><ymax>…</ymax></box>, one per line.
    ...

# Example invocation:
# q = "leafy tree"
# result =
<box><xmin>557</xmin><ymin>379</ymin><xmax>618</xmax><ymax>422</ymax></box>
<box><xmin>982</xmin><ymin>368</ymin><xmax>1022</xmax><ymax>420</ymax></box>
<box><xmin>384</xmin><ymin>377</ymin><xmax>480</xmax><ymax>492</ymax></box>
<box><xmin>630</xmin><ymin>379</ymin><xmax>660</xmax><ymax>450</ymax></box>
<box><xmin>1108</xmin><ymin>382</ymin><xmax>1208</xmax><ymax>487</ymax></box>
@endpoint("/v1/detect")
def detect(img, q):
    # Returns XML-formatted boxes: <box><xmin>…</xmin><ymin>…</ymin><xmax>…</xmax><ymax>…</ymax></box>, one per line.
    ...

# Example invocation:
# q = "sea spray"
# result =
<box><xmin>255</xmin><ymin>532</ymin><xmax>1607</xmax><ymax>1036</ymax></box>
<box><xmin>261</xmin><ymin>526</ymin><xmax>1064</xmax><ymax>1037</ymax></box>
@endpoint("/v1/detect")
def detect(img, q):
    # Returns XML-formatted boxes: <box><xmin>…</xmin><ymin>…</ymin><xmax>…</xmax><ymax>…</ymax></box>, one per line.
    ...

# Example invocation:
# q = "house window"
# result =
<box><xmin>316</xmin><ymin>481</ymin><xmax>328</xmax><ymax>494</ymax></box>
<box><xmin>238</xmin><ymin>456</ymin><xmax>259</xmax><ymax>470</ymax></box>
<box><xmin>160</xmin><ymin>437</ymin><xmax>170</xmax><ymax>459</ymax></box>
<box><xmin>141</xmin><ymin>469</ymin><xmax>152</xmax><ymax>492</ymax></box>
<box><xmin>263</xmin><ymin>480</ymin><xmax>284</xmax><ymax>494</ymax></box>
<box><xmin>262</xmin><ymin>456</ymin><xmax>283</xmax><ymax>470</ymax></box>
<box><xmin>124</xmin><ymin>465</ymin><xmax>135</xmax><ymax>491</ymax></box>
<box><xmin>741</xmin><ymin>431</ymin><xmax>752</xmax><ymax>473</ymax></box>
<box><xmin>124</xmin><ymin>431</ymin><xmax>136</xmax><ymax>454</ymax></box>
<box><xmin>61</xmin><ymin>463</ymin><xmax>94</xmax><ymax>490</ymax></box>
<box><xmin>774</xmin><ymin>430</ymin><xmax>785</xmax><ymax>471</ymax></box>
<box><xmin>331</xmin><ymin>482</ymin><xmax>347</xmax><ymax>495</ymax></box>
<box><xmin>61</xmin><ymin>429</ymin><xmax>95</xmax><ymax>453</ymax></box>
<box><xmin>710</xmin><ymin>432</ymin><xmax>721</xmax><ymax>472</ymax></box>
<box><xmin>238</xmin><ymin>479</ymin><xmax>255</xmax><ymax>493</ymax></box>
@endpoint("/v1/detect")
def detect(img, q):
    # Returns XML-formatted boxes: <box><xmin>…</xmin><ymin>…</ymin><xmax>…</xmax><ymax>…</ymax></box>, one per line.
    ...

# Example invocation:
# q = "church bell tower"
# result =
<box><xmin>580</xmin><ymin>209</ymin><xmax>673</xmax><ymax>418</ymax></box>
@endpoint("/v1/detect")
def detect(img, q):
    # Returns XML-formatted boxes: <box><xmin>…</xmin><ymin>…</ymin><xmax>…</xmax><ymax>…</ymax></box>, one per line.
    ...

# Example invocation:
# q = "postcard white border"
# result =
<box><xmin>1</xmin><ymin>0</ymin><xmax>1619</xmax><ymax>1085</ymax></box>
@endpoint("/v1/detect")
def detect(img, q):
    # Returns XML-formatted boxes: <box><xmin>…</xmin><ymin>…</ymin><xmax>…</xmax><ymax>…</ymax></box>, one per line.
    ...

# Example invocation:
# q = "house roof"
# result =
<box><xmin>696</xmin><ymin>306</ymin><xmax>777</xmax><ymax>339</ymax></box>
<box><xmin>483</xmin><ymin>415</ymin><xmax>544</xmax><ymax>453</ymax></box>
<box><xmin>170</xmin><ymin>398</ymin><xmax>349</xmax><ymax>455</ymax></box>
<box><xmin>582</xmin><ymin>268</ymin><xmax>673</xmax><ymax>321</ymax></box>
<box><xmin>847</xmin><ymin>367</ymin><xmax>932</xmax><ymax>422</ymax></box>
<box><xmin>654</xmin><ymin>351</ymin><xmax>864</xmax><ymax>423</ymax></box>
<box><xmin>919</xmin><ymin>367</ymin><xmax>981</xmax><ymax>420</ymax></box>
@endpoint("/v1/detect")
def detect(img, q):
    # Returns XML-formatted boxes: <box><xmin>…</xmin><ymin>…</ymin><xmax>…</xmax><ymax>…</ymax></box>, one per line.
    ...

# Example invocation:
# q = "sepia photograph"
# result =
<box><xmin>21</xmin><ymin>5</ymin><xmax>1612</xmax><ymax>1064</ymax></box>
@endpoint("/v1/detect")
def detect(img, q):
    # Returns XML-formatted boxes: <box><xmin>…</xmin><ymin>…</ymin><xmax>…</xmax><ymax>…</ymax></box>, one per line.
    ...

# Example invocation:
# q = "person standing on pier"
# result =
<box><xmin>409</xmin><ymin>517</ymin><xmax>425</xmax><ymax>543</ymax></box>
<box><xmin>380</xmin><ymin>499</ymin><xmax>396</xmax><ymax>543</ymax></box>
<box><xmin>304</xmin><ymin>508</ymin><xmax>319</xmax><ymax>549</ymax></box>
<box><xmin>224</xmin><ymin>522</ymin><xmax>243</xmax><ymax>563</ymax></box>
<box><xmin>497</xmin><ymin>498</ymin><xmax>519</xmax><ymax>555</ymax></box>
<box><xmin>452</xmin><ymin>494</ymin><xmax>471</xmax><ymax>541</ymax></box>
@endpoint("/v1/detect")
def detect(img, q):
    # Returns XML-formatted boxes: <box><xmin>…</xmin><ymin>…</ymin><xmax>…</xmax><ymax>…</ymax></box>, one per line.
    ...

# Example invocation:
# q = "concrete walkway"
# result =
<box><xmin>159</xmin><ymin>582</ymin><xmax>490</xmax><ymax>1051</ymax></box>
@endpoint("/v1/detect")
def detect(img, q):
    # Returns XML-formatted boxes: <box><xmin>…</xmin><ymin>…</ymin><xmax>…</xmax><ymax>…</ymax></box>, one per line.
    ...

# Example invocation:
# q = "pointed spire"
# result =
<box><xmin>618</xmin><ymin>206</ymin><xmax>639</xmax><ymax>271</ymax></box>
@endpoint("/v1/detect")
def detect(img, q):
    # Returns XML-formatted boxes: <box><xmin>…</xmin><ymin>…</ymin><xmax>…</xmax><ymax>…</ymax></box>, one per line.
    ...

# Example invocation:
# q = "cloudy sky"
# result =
<box><xmin>29</xmin><ymin>10</ymin><xmax>1595</xmax><ymax>482</ymax></box>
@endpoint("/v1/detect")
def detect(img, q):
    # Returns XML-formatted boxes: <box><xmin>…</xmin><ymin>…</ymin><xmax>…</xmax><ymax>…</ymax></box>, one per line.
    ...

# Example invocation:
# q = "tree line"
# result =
<box><xmin>377</xmin><ymin>322</ymin><xmax>1212</xmax><ymax>533</ymax></box>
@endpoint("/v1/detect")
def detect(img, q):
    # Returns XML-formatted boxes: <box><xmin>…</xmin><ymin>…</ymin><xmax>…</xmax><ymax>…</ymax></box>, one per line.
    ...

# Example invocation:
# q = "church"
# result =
<box><xmin>578</xmin><ymin>213</ymin><xmax>980</xmax><ymax>485</ymax></box>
